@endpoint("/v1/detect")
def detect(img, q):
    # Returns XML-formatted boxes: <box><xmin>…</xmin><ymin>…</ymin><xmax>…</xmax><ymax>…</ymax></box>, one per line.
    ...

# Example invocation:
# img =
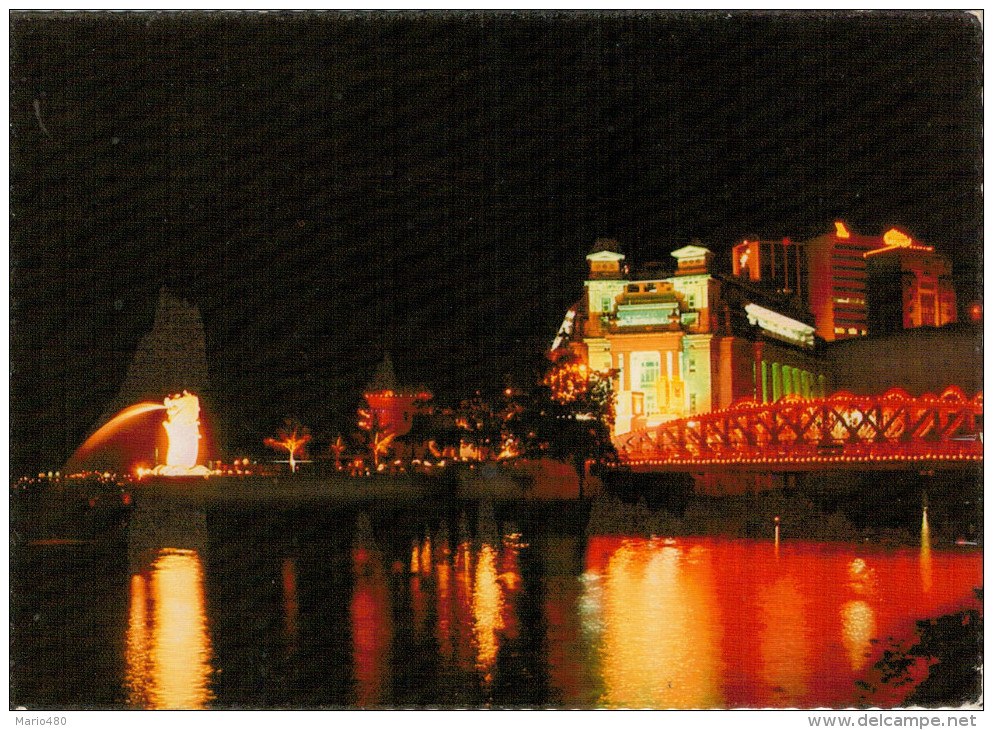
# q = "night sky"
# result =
<box><xmin>10</xmin><ymin>11</ymin><xmax>983</xmax><ymax>474</ymax></box>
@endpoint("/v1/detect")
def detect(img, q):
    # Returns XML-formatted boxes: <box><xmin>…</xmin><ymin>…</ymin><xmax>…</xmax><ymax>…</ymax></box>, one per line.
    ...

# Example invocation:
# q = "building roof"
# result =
<box><xmin>670</xmin><ymin>244</ymin><xmax>712</xmax><ymax>259</ymax></box>
<box><xmin>588</xmin><ymin>237</ymin><xmax>624</xmax><ymax>256</ymax></box>
<box><xmin>368</xmin><ymin>353</ymin><xmax>398</xmax><ymax>392</ymax></box>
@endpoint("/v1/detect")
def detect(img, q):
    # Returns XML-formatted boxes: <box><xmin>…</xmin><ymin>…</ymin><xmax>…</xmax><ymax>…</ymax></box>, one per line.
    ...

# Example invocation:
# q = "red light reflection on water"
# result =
<box><xmin>572</xmin><ymin>537</ymin><xmax>982</xmax><ymax>708</ymax></box>
<box><xmin>282</xmin><ymin>558</ymin><xmax>299</xmax><ymax>653</ymax></box>
<box><xmin>350</xmin><ymin>546</ymin><xmax>392</xmax><ymax>706</ymax></box>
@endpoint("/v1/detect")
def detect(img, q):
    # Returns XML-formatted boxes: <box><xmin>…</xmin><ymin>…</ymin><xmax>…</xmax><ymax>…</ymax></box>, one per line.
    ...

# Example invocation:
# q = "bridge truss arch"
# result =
<box><xmin>614</xmin><ymin>387</ymin><xmax>983</xmax><ymax>469</ymax></box>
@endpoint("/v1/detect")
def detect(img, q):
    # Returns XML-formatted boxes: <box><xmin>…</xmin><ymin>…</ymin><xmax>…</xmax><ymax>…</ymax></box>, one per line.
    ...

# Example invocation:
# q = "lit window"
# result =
<box><xmin>644</xmin><ymin>283</ymin><xmax>656</xmax><ymax>292</ymax></box>
<box><xmin>834</xmin><ymin>327</ymin><xmax>845</xmax><ymax>335</ymax></box>
<box><xmin>639</xmin><ymin>358</ymin><xmax>660</xmax><ymax>413</ymax></box>
<box><xmin>848</xmin><ymin>327</ymin><xmax>858</xmax><ymax>335</ymax></box>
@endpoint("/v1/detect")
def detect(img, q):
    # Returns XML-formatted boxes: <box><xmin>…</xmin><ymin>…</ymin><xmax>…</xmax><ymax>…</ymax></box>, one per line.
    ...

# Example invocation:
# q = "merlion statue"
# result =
<box><xmin>152</xmin><ymin>391</ymin><xmax>210</xmax><ymax>476</ymax></box>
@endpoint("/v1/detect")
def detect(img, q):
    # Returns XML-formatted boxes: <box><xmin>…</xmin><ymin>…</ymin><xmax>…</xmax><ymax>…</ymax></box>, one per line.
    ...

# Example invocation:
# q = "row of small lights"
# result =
<box><xmin>623</xmin><ymin>452</ymin><xmax>983</xmax><ymax>467</ymax></box>
<box><xmin>19</xmin><ymin>456</ymin><xmax>500</xmax><ymax>484</ymax></box>
<box><xmin>620</xmin><ymin>388</ymin><xmax>982</xmax><ymax>448</ymax></box>
<box><xmin>18</xmin><ymin>470</ymin><xmax>125</xmax><ymax>484</ymax></box>
<box><xmin>695</xmin><ymin>389</ymin><xmax>982</xmax><ymax>418</ymax></box>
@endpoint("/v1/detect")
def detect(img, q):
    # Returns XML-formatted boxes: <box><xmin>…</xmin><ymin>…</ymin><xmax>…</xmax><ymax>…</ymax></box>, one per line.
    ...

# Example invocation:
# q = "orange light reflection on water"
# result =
<box><xmin>126</xmin><ymin>549</ymin><xmax>213</xmax><ymax>709</ymax></box>
<box><xmin>920</xmin><ymin>509</ymin><xmax>933</xmax><ymax>593</ymax></box>
<box><xmin>597</xmin><ymin>540</ymin><xmax>723</xmax><ymax>708</ymax></box>
<box><xmin>282</xmin><ymin>558</ymin><xmax>299</xmax><ymax>653</ymax></box>
<box><xmin>472</xmin><ymin>543</ymin><xmax>503</xmax><ymax>684</ymax></box>
<box><xmin>757</xmin><ymin>575</ymin><xmax>811</xmax><ymax>706</ymax></box>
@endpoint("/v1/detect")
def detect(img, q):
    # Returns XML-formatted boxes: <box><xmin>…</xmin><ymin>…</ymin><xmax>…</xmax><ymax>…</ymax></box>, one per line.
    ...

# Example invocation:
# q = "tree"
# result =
<box><xmin>369</xmin><ymin>429</ymin><xmax>395</xmax><ymax>469</ymax></box>
<box><xmin>264</xmin><ymin>419</ymin><xmax>312</xmax><ymax>474</ymax></box>
<box><xmin>453</xmin><ymin>391</ymin><xmax>507</xmax><ymax>460</ymax></box>
<box><xmin>357</xmin><ymin>404</ymin><xmax>396</xmax><ymax>469</ymax></box>
<box><xmin>505</xmin><ymin>353</ymin><xmax>618</xmax><ymax>498</ymax></box>
<box><xmin>329</xmin><ymin>434</ymin><xmax>347</xmax><ymax>471</ymax></box>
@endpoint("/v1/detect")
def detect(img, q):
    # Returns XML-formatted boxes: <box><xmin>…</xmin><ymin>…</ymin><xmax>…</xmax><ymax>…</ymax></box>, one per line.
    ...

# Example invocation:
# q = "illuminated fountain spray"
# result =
<box><xmin>71</xmin><ymin>401</ymin><xmax>167</xmax><ymax>466</ymax></box>
<box><xmin>71</xmin><ymin>391</ymin><xmax>212</xmax><ymax>477</ymax></box>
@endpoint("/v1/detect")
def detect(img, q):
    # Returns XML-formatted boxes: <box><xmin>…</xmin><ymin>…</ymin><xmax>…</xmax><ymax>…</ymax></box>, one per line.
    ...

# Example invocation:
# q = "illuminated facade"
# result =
<box><xmin>801</xmin><ymin>221</ymin><xmax>879</xmax><ymax>341</ymax></box>
<box><xmin>732</xmin><ymin>237</ymin><xmax>808</xmax><ymax>301</ymax></box>
<box><xmin>559</xmin><ymin>241</ymin><xmax>830</xmax><ymax>437</ymax></box>
<box><xmin>733</xmin><ymin>223</ymin><xmax>961</xmax><ymax>344</ymax></box>
<box><xmin>361</xmin><ymin>354</ymin><xmax>432</xmax><ymax>438</ymax></box>
<box><xmin>864</xmin><ymin>229</ymin><xmax>957</xmax><ymax>335</ymax></box>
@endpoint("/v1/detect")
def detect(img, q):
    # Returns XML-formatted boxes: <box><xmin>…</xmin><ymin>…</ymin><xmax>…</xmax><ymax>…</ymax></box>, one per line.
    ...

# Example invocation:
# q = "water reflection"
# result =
<box><xmin>351</xmin><ymin>544</ymin><xmax>392</xmax><ymax>706</ymax></box>
<box><xmin>757</xmin><ymin>575</ymin><xmax>811</xmax><ymax>706</ymax></box>
<box><xmin>569</xmin><ymin>536</ymin><xmax>982</xmax><ymax>708</ymax></box>
<box><xmin>282</xmin><ymin>558</ymin><xmax>299</xmax><ymax>654</ymax></box>
<box><xmin>592</xmin><ymin>540</ymin><xmax>723</xmax><ymax>708</ymax></box>
<box><xmin>110</xmin><ymin>514</ymin><xmax>981</xmax><ymax>709</ymax></box>
<box><xmin>920</xmin><ymin>508</ymin><xmax>933</xmax><ymax>593</ymax></box>
<box><xmin>841</xmin><ymin>558</ymin><xmax>878</xmax><ymax>673</ymax></box>
<box><xmin>125</xmin><ymin>549</ymin><xmax>213</xmax><ymax>709</ymax></box>
<box><xmin>472</xmin><ymin>543</ymin><xmax>503</xmax><ymax>683</ymax></box>
<box><xmin>841</xmin><ymin>601</ymin><xmax>876</xmax><ymax>672</ymax></box>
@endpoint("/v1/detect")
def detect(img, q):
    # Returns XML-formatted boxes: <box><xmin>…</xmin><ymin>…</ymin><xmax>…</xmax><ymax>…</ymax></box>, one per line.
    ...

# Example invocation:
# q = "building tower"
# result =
<box><xmin>803</xmin><ymin>221</ymin><xmax>879</xmax><ymax>341</ymax></box>
<box><xmin>361</xmin><ymin>354</ymin><xmax>432</xmax><ymax>438</ymax></box>
<box><xmin>864</xmin><ymin>228</ymin><xmax>958</xmax><ymax>336</ymax></box>
<box><xmin>732</xmin><ymin>236</ymin><xmax>808</xmax><ymax>301</ymax></box>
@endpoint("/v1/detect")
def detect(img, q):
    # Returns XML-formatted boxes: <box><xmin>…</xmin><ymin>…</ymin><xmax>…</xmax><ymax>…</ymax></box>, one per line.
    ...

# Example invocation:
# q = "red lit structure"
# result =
<box><xmin>732</xmin><ymin>237</ymin><xmax>807</xmax><ymax>300</ymax></box>
<box><xmin>361</xmin><ymin>354</ymin><xmax>432</xmax><ymax>438</ymax></box>
<box><xmin>802</xmin><ymin>221</ymin><xmax>880</xmax><ymax>341</ymax></box>
<box><xmin>615</xmin><ymin>386</ymin><xmax>983</xmax><ymax>468</ymax></box>
<box><xmin>864</xmin><ymin>229</ymin><xmax>957</xmax><ymax>335</ymax></box>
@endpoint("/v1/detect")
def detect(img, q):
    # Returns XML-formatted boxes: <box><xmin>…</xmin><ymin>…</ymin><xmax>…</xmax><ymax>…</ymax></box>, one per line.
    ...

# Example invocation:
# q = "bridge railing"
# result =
<box><xmin>615</xmin><ymin>387</ymin><xmax>983</xmax><ymax>466</ymax></box>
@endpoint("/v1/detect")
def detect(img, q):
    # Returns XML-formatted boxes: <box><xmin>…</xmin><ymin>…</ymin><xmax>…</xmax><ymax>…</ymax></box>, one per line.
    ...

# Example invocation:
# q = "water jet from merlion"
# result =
<box><xmin>66</xmin><ymin>391</ymin><xmax>212</xmax><ymax>477</ymax></box>
<box><xmin>65</xmin><ymin>288</ymin><xmax>219</xmax><ymax>476</ymax></box>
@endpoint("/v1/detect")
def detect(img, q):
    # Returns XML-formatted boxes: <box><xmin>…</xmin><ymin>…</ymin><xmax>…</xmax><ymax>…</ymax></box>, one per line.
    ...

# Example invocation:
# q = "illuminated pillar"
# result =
<box><xmin>772</xmin><ymin>363</ymin><xmax>782</xmax><ymax>402</ymax></box>
<box><xmin>802</xmin><ymin>371</ymin><xmax>812</xmax><ymax>398</ymax></box>
<box><xmin>792</xmin><ymin>368</ymin><xmax>801</xmax><ymax>398</ymax></box>
<box><xmin>761</xmin><ymin>361</ymin><xmax>769</xmax><ymax>403</ymax></box>
<box><xmin>782</xmin><ymin>366</ymin><xmax>792</xmax><ymax>396</ymax></box>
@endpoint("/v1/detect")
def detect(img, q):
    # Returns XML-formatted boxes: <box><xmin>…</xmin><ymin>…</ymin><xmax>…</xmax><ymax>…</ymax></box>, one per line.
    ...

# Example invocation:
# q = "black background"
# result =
<box><xmin>10</xmin><ymin>11</ymin><xmax>983</xmax><ymax>474</ymax></box>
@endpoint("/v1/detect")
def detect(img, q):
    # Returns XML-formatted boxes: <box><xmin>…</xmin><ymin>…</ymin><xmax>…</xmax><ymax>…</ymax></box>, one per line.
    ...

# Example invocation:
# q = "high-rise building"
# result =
<box><xmin>864</xmin><ymin>228</ymin><xmax>957</xmax><ymax>335</ymax></box>
<box><xmin>803</xmin><ymin>221</ymin><xmax>879</xmax><ymax>341</ymax></box>
<box><xmin>732</xmin><ymin>237</ymin><xmax>808</xmax><ymax>300</ymax></box>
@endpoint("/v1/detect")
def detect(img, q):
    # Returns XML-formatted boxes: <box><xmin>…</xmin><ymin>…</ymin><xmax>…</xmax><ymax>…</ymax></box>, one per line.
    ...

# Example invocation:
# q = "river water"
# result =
<box><xmin>10</xmin><ymin>502</ymin><xmax>982</xmax><ymax>709</ymax></box>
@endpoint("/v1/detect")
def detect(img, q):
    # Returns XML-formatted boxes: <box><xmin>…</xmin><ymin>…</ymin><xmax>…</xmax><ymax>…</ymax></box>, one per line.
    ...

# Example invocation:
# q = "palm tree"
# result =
<box><xmin>264</xmin><ymin>420</ymin><xmax>312</xmax><ymax>474</ymax></box>
<box><xmin>329</xmin><ymin>434</ymin><xmax>347</xmax><ymax>471</ymax></box>
<box><xmin>370</xmin><ymin>430</ymin><xmax>395</xmax><ymax>469</ymax></box>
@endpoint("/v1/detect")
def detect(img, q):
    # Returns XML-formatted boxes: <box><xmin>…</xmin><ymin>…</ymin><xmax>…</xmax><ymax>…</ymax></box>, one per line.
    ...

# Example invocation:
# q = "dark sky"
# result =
<box><xmin>10</xmin><ymin>11</ymin><xmax>983</xmax><ymax>473</ymax></box>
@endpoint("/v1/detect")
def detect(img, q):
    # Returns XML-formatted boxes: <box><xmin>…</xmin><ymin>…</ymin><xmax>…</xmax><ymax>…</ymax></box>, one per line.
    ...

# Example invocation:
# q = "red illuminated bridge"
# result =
<box><xmin>615</xmin><ymin>387</ymin><xmax>983</xmax><ymax>471</ymax></box>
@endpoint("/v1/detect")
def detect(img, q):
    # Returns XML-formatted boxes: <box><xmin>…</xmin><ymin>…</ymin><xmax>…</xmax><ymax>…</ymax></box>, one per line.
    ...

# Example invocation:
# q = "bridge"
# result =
<box><xmin>614</xmin><ymin>386</ymin><xmax>983</xmax><ymax>472</ymax></box>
